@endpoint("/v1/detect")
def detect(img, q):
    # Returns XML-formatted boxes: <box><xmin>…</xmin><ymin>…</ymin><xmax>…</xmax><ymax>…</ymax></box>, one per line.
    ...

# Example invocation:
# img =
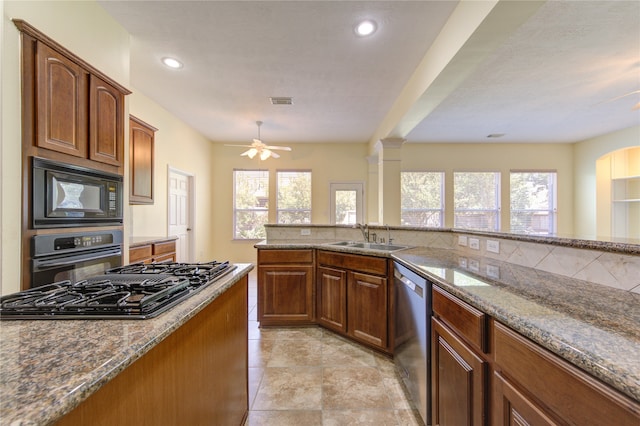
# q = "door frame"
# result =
<box><xmin>329</xmin><ymin>182</ymin><xmax>365</xmax><ymax>224</ymax></box>
<box><xmin>167</xmin><ymin>166</ymin><xmax>195</xmax><ymax>262</ymax></box>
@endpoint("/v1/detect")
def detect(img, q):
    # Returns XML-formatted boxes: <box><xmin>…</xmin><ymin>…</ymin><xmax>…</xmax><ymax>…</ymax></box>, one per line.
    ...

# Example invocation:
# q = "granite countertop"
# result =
<box><xmin>257</xmin><ymin>240</ymin><xmax>640</xmax><ymax>402</ymax></box>
<box><xmin>0</xmin><ymin>264</ymin><xmax>253</xmax><ymax>426</ymax></box>
<box><xmin>129</xmin><ymin>235</ymin><xmax>178</xmax><ymax>247</ymax></box>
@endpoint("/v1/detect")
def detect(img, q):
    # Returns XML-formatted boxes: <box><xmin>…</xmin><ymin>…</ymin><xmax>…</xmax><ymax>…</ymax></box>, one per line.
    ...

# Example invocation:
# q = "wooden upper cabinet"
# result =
<box><xmin>36</xmin><ymin>41</ymin><xmax>88</xmax><ymax>158</ymax></box>
<box><xmin>15</xmin><ymin>19</ymin><xmax>131</xmax><ymax>174</ymax></box>
<box><xmin>89</xmin><ymin>75</ymin><xmax>124</xmax><ymax>166</ymax></box>
<box><xmin>129</xmin><ymin>115</ymin><xmax>157</xmax><ymax>204</ymax></box>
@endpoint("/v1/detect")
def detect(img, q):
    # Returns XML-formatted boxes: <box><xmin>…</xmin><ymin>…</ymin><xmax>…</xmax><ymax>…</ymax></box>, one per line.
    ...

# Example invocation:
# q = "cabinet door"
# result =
<box><xmin>493</xmin><ymin>371</ymin><xmax>559</xmax><ymax>426</ymax></box>
<box><xmin>432</xmin><ymin>317</ymin><xmax>487</xmax><ymax>426</ymax></box>
<box><xmin>129</xmin><ymin>116</ymin><xmax>156</xmax><ymax>204</ymax></box>
<box><xmin>317</xmin><ymin>266</ymin><xmax>347</xmax><ymax>333</ymax></box>
<box><xmin>347</xmin><ymin>271</ymin><xmax>387</xmax><ymax>349</ymax></box>
<box><xmin>89</xmin><ymin>75</ymin><xmax>124</xmax><ymax>166</ymax></box>
<box><xmin>258</xmin><ymin>265</ymin><xmax>314</xmax><ymax>325</ymax></box>
<box><xmin>36</xmin><ymin>41</ymin><xmax>88</xmax><ymax>157</ymax></box>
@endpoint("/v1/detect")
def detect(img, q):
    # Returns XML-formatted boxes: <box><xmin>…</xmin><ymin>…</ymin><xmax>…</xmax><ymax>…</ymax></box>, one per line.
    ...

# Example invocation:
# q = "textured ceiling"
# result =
<box><xmin>98</xmin><ymin>0</ymin><xmax>640</xmax><ymax>145</ymax></box>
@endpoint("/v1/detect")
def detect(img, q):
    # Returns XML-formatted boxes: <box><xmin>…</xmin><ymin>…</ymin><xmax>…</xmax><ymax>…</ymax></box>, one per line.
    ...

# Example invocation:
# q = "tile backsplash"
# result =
<box><xmin>264</xmin><ymin>225</ymin><xmax>640</xmax><ymax>293</ymax></box>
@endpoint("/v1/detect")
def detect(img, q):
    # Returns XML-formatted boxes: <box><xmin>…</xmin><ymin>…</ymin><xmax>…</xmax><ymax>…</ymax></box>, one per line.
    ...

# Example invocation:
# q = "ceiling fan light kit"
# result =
<box><xmin>226</xmin><ymin>121</ymin><xmax>292</xmax><ymax>160</ymax></box>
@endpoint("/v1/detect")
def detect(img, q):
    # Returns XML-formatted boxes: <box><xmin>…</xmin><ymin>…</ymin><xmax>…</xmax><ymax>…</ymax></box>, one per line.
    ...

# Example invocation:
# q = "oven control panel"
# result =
<box><xmin>55</xmin><ymin>234</ymin><xmax>114</xmax><ymax>251</ymax></box>
<box><xmin>33</xmin><ymin>230</ymin><xmax>123</xmax><ymax>257</ymax></box>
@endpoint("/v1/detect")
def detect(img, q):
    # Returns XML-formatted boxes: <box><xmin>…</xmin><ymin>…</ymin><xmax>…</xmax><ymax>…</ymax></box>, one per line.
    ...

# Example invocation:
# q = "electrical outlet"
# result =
<box><xmin>486</xmin><ymin>239</ymin><xmax>500</xmax><ymax>254</ymax></box>
<box><xmin>459</xmin><ymin>257</ymin><xmax>468</xmax><ymax>268</ymax></box>
<box><xmin>300</xmin><ymin>228</ymin><xmax>311</xmax><ymax>236</ymax></box>
<box><xmin>469</xmin><ymin>238</ymin><xmax>480</xmax><ymax>250</ymax></box>
<box><xmin>486</xmin><ymin>265</ymin><xmax>500</xmax><ymax>279</ymax></box>
<box><xmin>469</xmin><ymin>259</ymin><xmax>480</xmax><ymax>272</ymax></box>
<box><xmin>458</xmin><ymin>235</ymin><xmax>468</xmax><ymax>246</ymax></box>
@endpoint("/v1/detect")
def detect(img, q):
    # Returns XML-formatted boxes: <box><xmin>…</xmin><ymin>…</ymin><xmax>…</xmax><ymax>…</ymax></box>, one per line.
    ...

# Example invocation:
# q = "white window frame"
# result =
<box><xmin>509</xmin><ymin>170</ymin><xmax>557</xmax><ymax>235</ymax></box>
<box><xmin>232</xmin><ymin>169</ymin><xmax>269</xmax><ymax>240</ymax></box>
<box><xmin>276</xmin><ymin>170</ymin><xmax>312</xmax><ymax>224</ymax></box>
<box><xmin>329</xmin><ymin>182</ymin><xmax>364</xmax><ymax>225</ymax></box>
<box><xmin>400</xmin><ymin>171</ymin><xmax>445</xmax><ymax>227</ymax></box>
<box><xmin>453</xmin><ymin>171</ymin><xmax>501</xmax><ymax>232</ymax></box>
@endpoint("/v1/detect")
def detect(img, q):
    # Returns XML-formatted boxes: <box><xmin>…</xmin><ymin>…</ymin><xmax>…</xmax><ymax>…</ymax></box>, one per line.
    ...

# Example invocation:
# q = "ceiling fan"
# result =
<box><xmin>226</xmin><ymin>121</ymin><xmax>292</xmax><ymax>160</ymax></box>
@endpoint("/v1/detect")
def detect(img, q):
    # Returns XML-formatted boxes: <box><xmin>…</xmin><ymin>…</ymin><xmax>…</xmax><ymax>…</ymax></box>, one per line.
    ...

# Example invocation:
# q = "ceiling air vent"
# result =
<box><xmin>269</xmin><ymin>97</ymin><xmax>293</xmax><ymax>105</ymax></box>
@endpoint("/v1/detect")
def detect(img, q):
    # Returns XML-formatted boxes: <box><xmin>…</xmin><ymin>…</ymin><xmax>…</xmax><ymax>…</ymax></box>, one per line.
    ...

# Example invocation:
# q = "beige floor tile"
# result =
<box><xmin>393</xmin><ymin>409</ymin><xmax>425</xmax><ymax>426</ymax></box>
<box><xmin>321</xmin><ymin>334</ymin><xmax>377</xmax><ymax>367</ymax></box>
<box><xmin>248</xmin><ymin>339</ymin><xmax>275</xmax><ymax>368</ymax></box>
<box><xmin>323</xmin><ymin>409</ymin><xmax>401</xmax><ymax>425</ymax></box>
<box><xmin>248</xmin><ymin>367</ymin><xmax>263</xmax><ymax>409</ymax></box>
<box><xmin>323</xmin><ymin>366</ymin><xmax>392</xmax><ymax>410</ymax></box>
<box><xmin>267</xmin><ymin>339</ymin><xmax>323</xmax><ymax>367</ymax></box>
<box><xmin>246</xmin><ymin>410</ymin><xmax>323</xmax><ymax>426</ymax></box>
<box><xmin>252</xmin><ymin>367</ymin><xmax>323</xmax><ymax>410</ymax></box>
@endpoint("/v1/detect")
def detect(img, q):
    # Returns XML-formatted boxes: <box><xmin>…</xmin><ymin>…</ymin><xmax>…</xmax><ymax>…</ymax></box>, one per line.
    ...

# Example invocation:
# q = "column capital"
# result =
<box><xmin>375</xmin><ymin>137</ymin><xmax>406</xmax><ymax>152</ymax></box>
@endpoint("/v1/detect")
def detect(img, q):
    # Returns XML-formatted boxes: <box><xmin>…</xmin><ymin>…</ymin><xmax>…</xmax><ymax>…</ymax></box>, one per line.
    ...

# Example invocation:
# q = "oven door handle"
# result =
<box><xmin>36</xmin><ymin>249</ymin><xmax>122</xmax><ymax>268</ymax></box>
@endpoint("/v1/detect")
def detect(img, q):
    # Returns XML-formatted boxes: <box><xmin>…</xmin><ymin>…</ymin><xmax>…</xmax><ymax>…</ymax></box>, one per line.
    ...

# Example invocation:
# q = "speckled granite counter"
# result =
<box><xmin>0</xmin><ymin>264</ymin><xmax>253</xmax><ymax>426</ymax></box>
<box><xmin>257</xmin><ymin>240</ymin><xmax>640</xmax><ymax>402</ymax></box>
<box><xmin>129</xmin><ymin>235</ymin><xmax>178</xmax><ymax>247</ymax></box>
<box><xmin>393</xmin><ymin>247</ymin><xmax>640</xmax><ymax>402</ymax></box>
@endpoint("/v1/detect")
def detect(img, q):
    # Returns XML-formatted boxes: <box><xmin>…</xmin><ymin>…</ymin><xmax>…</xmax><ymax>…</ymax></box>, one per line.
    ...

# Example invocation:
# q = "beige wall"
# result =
<box><xmin>401</xmin><ymin>143</ymin><xmax>575</xmax><ymax>234</ymax></box>
<box><xmin>208</xmin><ymin>143</ymin><xmax>370</xmax><ymax>263</ymax></box>
<box><xmin>1</xmin><ymin>1</ymin><xmax>130</xmax><ymax>295</ymax></box>
<box><xmin>573</xmin><ymin>125</ymin><xmax>640</xmax><ymax>237</ymax></box>
<box><xmin>128</xmin><ymin>91</ymin><xmax>217</xmax><ymax>264</ymax></box>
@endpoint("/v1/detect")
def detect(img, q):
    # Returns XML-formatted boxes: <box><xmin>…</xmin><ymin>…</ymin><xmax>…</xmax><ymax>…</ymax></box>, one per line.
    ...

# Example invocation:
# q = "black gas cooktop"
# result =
<box><xmin>0</xmin><ymin>261</ymin><xmax>236</xmax><ymax>320</ymax></box>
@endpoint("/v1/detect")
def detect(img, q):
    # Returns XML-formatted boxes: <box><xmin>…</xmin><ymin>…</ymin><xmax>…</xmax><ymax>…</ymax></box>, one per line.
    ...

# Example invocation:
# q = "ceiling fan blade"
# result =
<box><xmin>265</xmin><ymin>145</ymin><xmax>292</xmax><ymax>151</ymax></box>
<box><xmin>270</xmin><ymin>151</ymin><xmax>281</xmax><ymax>159</ymax></box>
<box><xmin>225</xmin><ymin>144</ymin><xmax>253</xmax><ymax>148</ymax></box>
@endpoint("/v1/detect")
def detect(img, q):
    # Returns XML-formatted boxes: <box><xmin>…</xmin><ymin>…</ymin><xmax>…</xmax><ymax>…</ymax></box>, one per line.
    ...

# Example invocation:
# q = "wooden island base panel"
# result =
<box><xmin>55</xmin><ymin>276</ymin><xmax>249</xmax><ymax>426</ymax></box>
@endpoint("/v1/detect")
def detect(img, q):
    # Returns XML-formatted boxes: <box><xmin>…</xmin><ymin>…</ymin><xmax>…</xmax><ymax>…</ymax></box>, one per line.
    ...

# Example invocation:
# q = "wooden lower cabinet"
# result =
<box><xmin>432</xmin><ymin>285</ymin><xmax>640</xmax><ymax>426</ymax></box>
<box><xmin>316</xmin><ymin>250</ymin><xmax>391</xmax><ymax>352</ymax></box>
<box><xmin>317</xmin><ymin>266</ymin><xmax>347</xmax><ymax>333</ymax></box>
<box><xmin>493</xmin><ymin>322</ymin><xmax>640</xmax><ymax>426</ymax></box>
<box><xmin>432</xmin><ymin>316</ymin><xmax>487</xmax><ymax>426</ymax></box>
<box><xmin>347</xmin><ymin>271</ymin><xmax>388</xmax><ymax>348</ymax></box>
<box><xmin>129</xmin><ymin>239</ymin><xmax>176</xmax><ymax>264</ymax></box>
<box><xmin>257</xmin><ymin>249</ymin><xmax>315</xmax><ymax>325</ymax></box>
<box><xmin>56</xmin><ymin>277</ymin><xmax>249</xmax><ymax>426</ymax></box>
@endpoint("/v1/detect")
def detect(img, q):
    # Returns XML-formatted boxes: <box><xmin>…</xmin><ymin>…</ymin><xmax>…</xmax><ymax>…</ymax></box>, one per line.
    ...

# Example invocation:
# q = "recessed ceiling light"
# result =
<box><xmin>355</xmin><ymin>20</ymin><xmax>377</xmax><ymax>37</ymax></box>
<box><xmin>162</xmin><ymin>57</ymin><xmax>183</xmax><ymax>69</ymax></box>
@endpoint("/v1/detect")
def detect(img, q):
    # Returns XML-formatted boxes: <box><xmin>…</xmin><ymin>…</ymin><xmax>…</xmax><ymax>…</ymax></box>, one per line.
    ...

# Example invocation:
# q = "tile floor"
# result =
<box><xmin>245</xmin><ymin>271</ymin><xmax>424</xmax><ymax>426</ymax></box>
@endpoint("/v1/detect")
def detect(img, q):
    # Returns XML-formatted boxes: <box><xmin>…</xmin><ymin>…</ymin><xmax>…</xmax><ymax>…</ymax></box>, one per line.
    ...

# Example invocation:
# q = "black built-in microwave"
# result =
<box><xmin>32</xmin><ymin>157</ymin><xmax>123</xmax><ymax>228</ymax></box>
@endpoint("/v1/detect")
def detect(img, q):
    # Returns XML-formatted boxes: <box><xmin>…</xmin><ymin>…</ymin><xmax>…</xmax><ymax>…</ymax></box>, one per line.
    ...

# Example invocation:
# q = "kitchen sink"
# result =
<box><xmin>327</xmin><ymin>241</ymin><xmax>409</xmax><ymax>252</ymax></box>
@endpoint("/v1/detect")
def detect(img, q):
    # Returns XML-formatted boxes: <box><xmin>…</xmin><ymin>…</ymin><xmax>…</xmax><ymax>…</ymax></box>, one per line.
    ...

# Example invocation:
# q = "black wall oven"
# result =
<box><xmin>31</xmin><ymin>230</ymin><xmax>123</xmax><ymax>288</ymax></box>
<box><xmin>32</xmin><ymin>157</ymin><xmax>123</xmax><ymax>228</ymax></box>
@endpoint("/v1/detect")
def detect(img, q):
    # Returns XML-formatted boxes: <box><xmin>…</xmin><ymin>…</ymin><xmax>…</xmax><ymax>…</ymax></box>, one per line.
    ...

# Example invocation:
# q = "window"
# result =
<box><xmin>401</xmin><ymin>171</ymin><xmax>444</xmax><ymax>227</ymax></box>
<box><xmin>330</xmin><ymin>182</ymin><xmax>364</xmax><ymax>224</ymax></box>
<box><xmin>454</xmin><ymin>172</ymin><xmax>501</xmax><ymax>231</ymax></box>
<box><xmin>233</xmin><ymin>170</ymin><xmax>269</xmax><ymax>239</ymax></box>
<box><xmin>510</xmin><ymin>171</ymin><xmax>557</xmax><ymax>235</ymax></box>
<box><xmin>277</xmin><ymin>171</ymin><xmax>312</xmax><ymax>224</ymax></box>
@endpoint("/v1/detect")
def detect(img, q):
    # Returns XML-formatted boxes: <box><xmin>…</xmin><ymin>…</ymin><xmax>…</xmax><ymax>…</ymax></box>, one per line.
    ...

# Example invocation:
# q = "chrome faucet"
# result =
<box><xmin>386</xmin><ymin>224</ymin><xmax>394</xmax><ymax>245</ymax></box>
<box><xmin>355</xmin><ymin>223</ymin><xmax>369</xmax><ymax>242</ymax></box>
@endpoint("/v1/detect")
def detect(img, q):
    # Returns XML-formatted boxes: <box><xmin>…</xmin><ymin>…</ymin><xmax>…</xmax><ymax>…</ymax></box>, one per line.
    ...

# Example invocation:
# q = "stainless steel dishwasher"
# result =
<box><xmin>394</xmin><ymin>262</ymin><xmax>431</xmax><ymax>425</ymax></box>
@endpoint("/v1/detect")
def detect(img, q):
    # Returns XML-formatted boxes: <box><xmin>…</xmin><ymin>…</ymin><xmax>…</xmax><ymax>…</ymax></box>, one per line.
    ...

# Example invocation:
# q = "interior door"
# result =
<box><xmin>168</xmin><ymin>169</ymin><xmax>193</xmax><ymax>262</ymax></box>
<box><xmin>330</xmin><ymin>182</ymin><xmax>364</xmax><ymax>224</ymax></box>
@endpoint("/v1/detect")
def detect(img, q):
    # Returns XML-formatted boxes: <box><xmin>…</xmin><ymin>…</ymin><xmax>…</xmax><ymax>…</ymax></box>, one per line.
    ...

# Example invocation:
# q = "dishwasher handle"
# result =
<box><xmin>394</xmin><ymin>269</ymin><xmax>424</xmax><ymax>298</ymax></box>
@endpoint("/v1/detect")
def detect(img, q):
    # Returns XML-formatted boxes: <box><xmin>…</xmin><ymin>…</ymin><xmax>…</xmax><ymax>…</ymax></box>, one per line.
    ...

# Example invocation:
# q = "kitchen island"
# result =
<box><xmin>0</xmin><ymin>263</ymin><xmax>253</xmax><ymax>426</ymax></box>
<box><xmin>256</xmin><ymin>236</ymin><xmax>640</xmax><ymax>414</ymax></box>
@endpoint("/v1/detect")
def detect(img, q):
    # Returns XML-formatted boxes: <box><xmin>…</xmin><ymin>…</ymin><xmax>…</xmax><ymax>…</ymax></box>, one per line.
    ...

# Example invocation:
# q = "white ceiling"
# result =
<box><xmin>98</xmin><ymin>0</ymin><xmax>640</xmax><ymax>146</ymax></box>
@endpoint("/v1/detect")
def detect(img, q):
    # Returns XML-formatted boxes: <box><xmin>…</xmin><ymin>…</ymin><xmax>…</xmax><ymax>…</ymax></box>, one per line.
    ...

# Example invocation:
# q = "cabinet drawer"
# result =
<box><xmin>317</xmin><ymin>250</ymin><xmax>387</xmax><ymax>276</ymax></box>
<box><xmin>154</xmin><ymin>253</ymin><xmax>175</xmax><ymax>263</ymax></box>
<box><xmin>432</xmin><ymin>285</ymin><xmax>487</xmax><ymax>353</ymax></box>
<box><xmin>258</xmin><ymin>249</ymin><xmax>313</xmax><ymax>264</ymax></box>
<box><xmin>130</xmin><ymin>245</ymin><xmax>152</xmax><ymax>263</ymax></box>
<box><xmin>153</xmin><ymin>241</ymin><xmax>176</xmax><ymax>255</ymax></box>
<box><xmin>494</xmin><ymin>322</ymin><xmax>640</xmax><ymax>426</ymax></box>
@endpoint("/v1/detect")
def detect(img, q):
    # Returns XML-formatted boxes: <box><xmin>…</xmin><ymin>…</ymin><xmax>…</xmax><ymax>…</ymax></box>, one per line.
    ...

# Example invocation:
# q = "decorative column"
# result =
<box><xmin>367</xmin><ymin>154</ymin><xmax>379</xmax><ymax>224</ymax></box>
<box><xmin>376</xmin><ymin>138</ymin><xmax>405</xmax><ymax>225</ymax></box>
